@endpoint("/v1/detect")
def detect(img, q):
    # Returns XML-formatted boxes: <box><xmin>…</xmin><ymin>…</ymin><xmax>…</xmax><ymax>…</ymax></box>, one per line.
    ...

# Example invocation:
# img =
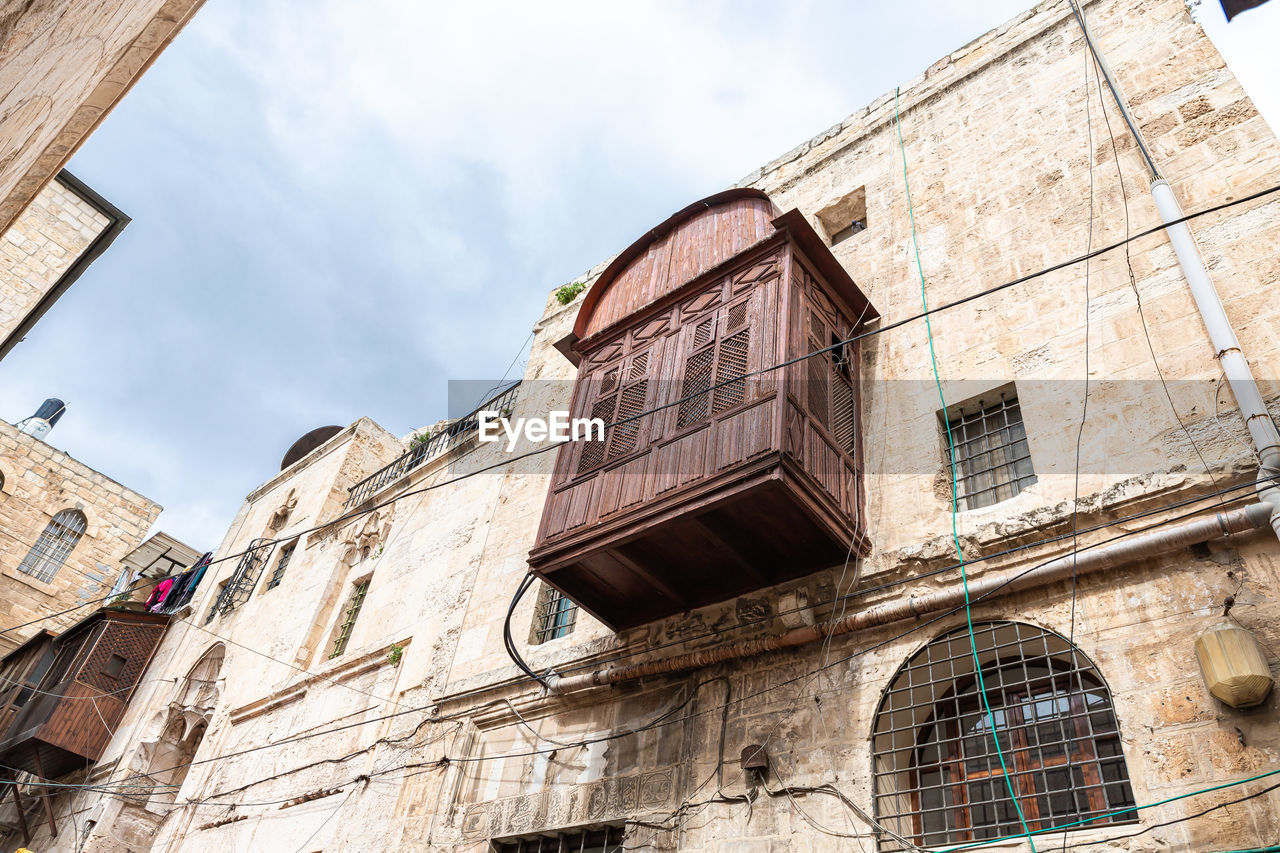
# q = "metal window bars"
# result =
<box><xmin>945</xmin><ymin>393</ymin><xmax>1037</xmax><ymax>510</ymax></box>
<box><xmin>344</xmin><ymin>381</ymin><xmax>521</xmax><ymax>510</ymax></box>
<box><xmin>329</xmin><ymin>579</ymin><xmax>370</xmax><ymax>659</ymax></box>
<box><xmin>871</xmin><ymin>622</ymin><xmax>1136</xmax><ymax>851</ymax></box>
<box><xmin>17</xmin><ymin>509</ymin><xmax>86</xmax><ymax>583</ymax></box>
<box><xmin>265</xmin><ymin>544</ymin><xmax>294</xmax><ymax>591</ymax></box>
<box><xmin>533</xmin><ymin>583</ymin><xmax>578</xmax><ymax>644</ymax></box>
<box><xmin>492</xmin><ymin>825</ymin><xmax>625</xmax><ymax>853</ymax></box>
<box><xmin>210</xmin><ymin>539</ymin><xmax>275</xmax><ymax>618</ymax></box>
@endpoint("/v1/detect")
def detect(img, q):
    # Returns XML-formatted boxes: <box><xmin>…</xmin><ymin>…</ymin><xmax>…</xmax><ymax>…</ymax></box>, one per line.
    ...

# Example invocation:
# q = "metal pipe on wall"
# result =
<box><xmin>1069</xmin><ymin>0</ymin><xmax>1280</xmax><ymax>540</ymax></box>
<box><xmin>547</xmin><ymin>503</ymin><xmax>1271</xmax><ymax>692</ymax></box>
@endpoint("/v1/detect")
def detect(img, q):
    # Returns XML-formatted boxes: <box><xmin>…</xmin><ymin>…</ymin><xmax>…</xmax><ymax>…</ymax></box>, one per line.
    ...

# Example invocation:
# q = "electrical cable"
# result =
<box><xmin>502</xmin><ymin>572</ymin><xmax>551</xmax><ymax>687</ymax></box>
<box><xmin>934</xmin><ymin>767</ymin><xmax>1280</xmax><ymax>853</ymax></box>
<box><xmin>894</xmin><ymin>84</ymin><xmax>1038</xmax><ymax>853</ymax></box>
<box><xmin>78</xmin><ymin>487</ymin><xmax>1274</xmax><ymax>804</ymax></box>
<box><xmin>1060</xmin><ymin>24</ymin><xmax>1099</xmax><ymax>851</ymax></box>
<box><xmin>6</xmin><ymin>179</ymin><xmax>1278</xmax><ymax>649</ymax></box>
<box><xmin>7</xmin><ymin>185</ymin><xmax>1279</xmax><ymax>836</ymax></box>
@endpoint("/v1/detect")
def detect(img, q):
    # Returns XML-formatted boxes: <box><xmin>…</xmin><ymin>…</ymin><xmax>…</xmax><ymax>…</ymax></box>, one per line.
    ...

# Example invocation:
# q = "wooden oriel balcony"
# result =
<box><xmin>529</xmin><ymin>189</ymin><xmax>878</xmax><ymax>630</ymax></box>
<box><xmin>0</xmin><ymin>607</ymin><xmax>166</xmax><ymax>781</ymax></box>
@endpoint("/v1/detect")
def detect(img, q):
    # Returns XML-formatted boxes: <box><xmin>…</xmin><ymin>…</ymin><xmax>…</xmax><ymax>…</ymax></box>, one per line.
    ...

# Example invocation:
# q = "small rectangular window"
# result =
<box><xmin>104</xmin><ymin>654</ymin><xmax>127</xmax><ymax>678</ymax></box>
<box><xmin>492</xmin><ymin>824</ymin><xmax>625</xmax><ymax>853</ymax></box>
<box><xmin>206</xmin><ymin>581</ymin><xmax>229</xmax><ymax>624</ymax></box>
<box><xmin>329</xmin><ymin>579</ymin><xmax>370</xmax><ymax>659</ymax></box>
<box><xmin>266</xmin><ymin>543</ymin><xmax>295</xmax><ymax>591</ymax></box>
<box><xmin>943</xmin><ymin>388</ymin><xmax>1036</xmax><ymax>510</ymax></box>
<box><xmin>532</xmin><ymin>583</ymin><xmax>578</xmax><ymax>644</ymax></box>
<box><xmin>816</xmin><ymin>186</ymin><xmax>867</xmax><ymax>247</ymax></box>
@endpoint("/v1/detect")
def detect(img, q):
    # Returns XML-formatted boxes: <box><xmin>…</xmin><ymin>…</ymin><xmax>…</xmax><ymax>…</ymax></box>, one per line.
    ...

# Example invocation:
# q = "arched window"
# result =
<box><xmin>872</xmin><ymin>622</ymin><xmax>1136</xmax><ymax>850</ymax></box>
<box><xmin>18</xmin><ymin>509</ymin><xmax>87</xmax><ymax>582</ymax></box>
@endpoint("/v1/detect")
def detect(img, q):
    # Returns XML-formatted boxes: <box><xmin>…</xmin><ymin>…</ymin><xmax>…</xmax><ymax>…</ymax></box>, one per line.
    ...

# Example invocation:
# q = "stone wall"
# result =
<box><xmin>0</xmin><ymin>418</ymin><xmax>160</xmax><ymax>654</ymax></box>
<box><xmin>0</xmin><ymin>173</ymin><xmax>111</xmax><ymax>352</ymax></box>
<box><xmin>0</xmin><ymin>0</ymin><xmax>206</xmax><ymax>233</ymax></box>
<box><xmin>14</xmin><ymin>0</ymin><xmax>1280</xmax><ymax>850</ymax></box>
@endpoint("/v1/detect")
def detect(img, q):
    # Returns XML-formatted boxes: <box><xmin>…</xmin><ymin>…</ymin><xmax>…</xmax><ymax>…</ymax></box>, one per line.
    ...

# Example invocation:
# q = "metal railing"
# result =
<box><xmin>344</xmin><ymin>381</ymin><xmax>520</xmax><ymax>509</ymax></box>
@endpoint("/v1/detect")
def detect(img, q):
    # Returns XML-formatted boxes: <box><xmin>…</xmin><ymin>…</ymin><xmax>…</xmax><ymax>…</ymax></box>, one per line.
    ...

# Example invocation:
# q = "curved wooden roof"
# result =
<box><xmin>573</xmin><ymin>189</ymin><xmax>779</xmax><ymax>342</ymax></box>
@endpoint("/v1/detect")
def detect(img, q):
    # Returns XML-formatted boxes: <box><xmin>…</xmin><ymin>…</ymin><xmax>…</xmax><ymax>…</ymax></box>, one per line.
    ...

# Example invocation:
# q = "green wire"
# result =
<box><xmin>893</xmin><ymin>85</ymin><xmax>1039</xmax><ymax>853</ymax></box>
<box><xmin>935</xmin><ymin>765</ymin><xmax>1280</xmax><ymax>852</ymax></box>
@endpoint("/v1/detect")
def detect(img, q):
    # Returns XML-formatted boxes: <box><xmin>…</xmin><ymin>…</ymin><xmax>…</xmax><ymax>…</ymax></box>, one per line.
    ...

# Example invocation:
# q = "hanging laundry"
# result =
<box><xmin>144</xmin><ymin>577</ymin><xmax>174</xmax><ymax>611</ymax></box>
<box><xmin>164</xmin><ymin>552</ymin><xmax>212</xmax><ymax>611</ymax></box>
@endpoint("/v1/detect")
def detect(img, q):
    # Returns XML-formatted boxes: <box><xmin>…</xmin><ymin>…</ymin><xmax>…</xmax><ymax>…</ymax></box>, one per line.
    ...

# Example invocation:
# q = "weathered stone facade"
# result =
<box><xmin>0</xmin><ymin>418</ymin><xmax>162</xmax><ymax>655</ymax></box>
<box><xmin>0</xmin><ymin>171</ymin><xmax>119</xmax><ymax>357</ymax></box>
<box><xmin>0</xmin><ymin>0</ymin><xmax>206</xmax><ymax>234</ymax></box>
<box><xmin>12</xmin><ymin>0</ymin><xmax>1280</xmax><ymax>850</ymax></box>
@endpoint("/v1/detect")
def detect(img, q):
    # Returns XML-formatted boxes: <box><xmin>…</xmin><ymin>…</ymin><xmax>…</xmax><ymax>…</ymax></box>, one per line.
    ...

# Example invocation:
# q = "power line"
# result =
<box><xmin>65</xmin><ymin>486</ymin><xmax>1272</xmax><ymax>804</ymax></box>
<box><xmin>6</xmin><ymin>179</ymin><xmax>1277</xmax><ymax>649</ymax></box>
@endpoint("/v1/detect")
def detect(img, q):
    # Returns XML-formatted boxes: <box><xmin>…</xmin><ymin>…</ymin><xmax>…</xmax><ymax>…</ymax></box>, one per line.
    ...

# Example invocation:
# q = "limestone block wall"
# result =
<box><xmin>0</xmin><ymin>418</ymin><xmax>160</xmax><ymax>654</ymax></box>
<box><xmin>14</xmin><ymin>0</ymin><xmax>1280</xmax><ymax>850</ymax></box>
<box><xmin>0</xmin><ymin>0</ymin><xmax>206</xmax><ymax>233</ymax></box>
<box><xmin>0</xmin><ymin>173</ymin><xmax>110</xmax><ymax>351</ymax></box>
<box><xmin>749</xmin><ymin>0</ymin><xmax>1280</xmax><ymax>563</ymax></box>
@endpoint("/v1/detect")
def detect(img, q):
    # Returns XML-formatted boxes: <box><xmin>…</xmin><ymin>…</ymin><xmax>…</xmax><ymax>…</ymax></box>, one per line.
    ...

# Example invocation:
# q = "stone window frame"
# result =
<box><xmin>939</xmin><ymin>383</ymin><xmax>1037</xmax><ymax>511</ymax></box>
<box><xmin>529</xmin><ymin>581</ymin><xmax>578</xmax><ymax>645</ymax></box>
<box><xmin>17</xmin><ymin>507</ymin><xmax>87</xmax><ymax>582</ymax></box>
<box><xmin>263</xmin><ymin>539</ymin><xmax>297</xmax><ymax>593</ymax></box>
<box><xmin>870</xmin><ymin>621</ymin><xmax>1136</xmax><ymax>850</ymax></box>
<box><xmin>491</xmin><ymin>823</ymin><xmax>626</xmax><ymax>852</ymax></box>
<box><xmin>328</xmin><ymin>574</ymin><xmax>372</xmax><ymax>659</ymax></box>
<box><xmin>816</xmin><ymin>185</ymin><xmax>868</xmax><ymax>246</ymax></box>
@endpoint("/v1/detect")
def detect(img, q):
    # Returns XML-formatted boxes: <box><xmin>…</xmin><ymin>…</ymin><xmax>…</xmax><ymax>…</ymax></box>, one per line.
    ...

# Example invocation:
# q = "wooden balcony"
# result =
<box><xmin>529</xmin><ymin>190</ymin><xmax>877</xmax><ymax>630</ymax></box>
<box><xmin>0</xmin><ymin>608</ymin><xmax>166</xmax><ymax>780</ymax></box>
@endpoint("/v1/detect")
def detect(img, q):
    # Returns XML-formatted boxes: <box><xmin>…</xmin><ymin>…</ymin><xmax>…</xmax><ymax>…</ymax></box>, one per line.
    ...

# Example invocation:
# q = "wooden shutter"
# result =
<box><xmin>577</xmin><ymin>350</ymin><xmax>651</xmax><ymax>474</ymax></box>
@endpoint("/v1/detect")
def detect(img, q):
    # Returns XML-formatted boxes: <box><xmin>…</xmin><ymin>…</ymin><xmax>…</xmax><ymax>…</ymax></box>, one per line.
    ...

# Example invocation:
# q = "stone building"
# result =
<box><xmin>0</xmin><ymin>0</ymin><xmax>206</xmax><ymax>235</ymax></box>
<box><xmin>0</xmin><ymin>414</ymin><xmax>165</xmax><ymax>656</ymax></box>
<box><xmin>13</xmin><ymin>0</ymin><xmax>1280</xmax><ymax>850</ymax></box>
<box><xmin>0</xmin><ymin>170</ymin><xmax>129</xmax><ymax>360</ymax></box>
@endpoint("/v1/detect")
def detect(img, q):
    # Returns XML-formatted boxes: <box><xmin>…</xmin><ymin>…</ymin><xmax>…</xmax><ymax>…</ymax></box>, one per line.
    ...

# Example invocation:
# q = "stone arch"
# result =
<box><xmin>870</xmin><ymin>621</ymin><xmax>1136</xmax><ymax>850</ymax></box>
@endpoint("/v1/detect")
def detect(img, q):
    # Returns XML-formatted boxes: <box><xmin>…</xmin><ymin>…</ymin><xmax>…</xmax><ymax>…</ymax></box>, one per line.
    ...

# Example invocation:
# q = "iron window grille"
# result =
<box><xmin>345</xmin><ymin>381</ymin><xmax>520</xmax><ymax>509</ymax></box>
<box><xmin>330</xmin><ymin>578</ymin><xmax>370</xmax><ymax>659</ymax></box>
<box><xmin>871</xmin><ymin>621</ymin><xmax>1136</xmax><ymax>850</ymax></box>
<box><xmin>532</xmin><ymin>582</ymin><xmax>578</xmax><ymax>644</ymax></box>
<box><xmin>18</xmin><ymin>509</ymin><xmax>87</xmax><ymax>582</ymax></box>
<box><xmin>210</xmin><ymin>539</ymin><xmax>274</xmax><ymax>618</ymax></box>
<box><xmin>943</xmin><ymin>390</ymin><xmax>1036</xmax><ymax>510</ymax></box>
<box><xmin>265</xmin><ymin>543</ymin><xmax>295</xmax><ymax>591</ymax></box>
<box><xmin>492</xmin><ymin>825</ymin><xmax>625</xmax><ymax>853</ymax></box>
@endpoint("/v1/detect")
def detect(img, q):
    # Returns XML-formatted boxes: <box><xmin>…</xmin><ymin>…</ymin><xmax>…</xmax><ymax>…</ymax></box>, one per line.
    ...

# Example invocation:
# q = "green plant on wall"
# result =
<box><xmin>555</xmin><ymin>281</ymin><xmax>586</xmax><ymax>305</ymax></box>
<box><xmin>410</xmin><ymin>431</ymin><xmax>432</xmax><ymax>449</ymax></box>
<box><xmin>387</xmin><ymin>643</ymin><xmax>404</xmax><ymax>666</ymax></box>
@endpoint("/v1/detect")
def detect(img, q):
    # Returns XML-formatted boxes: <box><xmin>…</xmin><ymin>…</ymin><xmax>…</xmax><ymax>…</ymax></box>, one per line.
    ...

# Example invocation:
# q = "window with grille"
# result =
<box><xmin>943</xmin><ymin>389</ymin><xmax>1036</xmax><ymax>510</ymax></box>
<box><xmin>492</xmin><ymin>825</ymin><xmax>625</xmax><ymax>853</ymax></box>
<box><xmin>577</xmin><ymin>350</ymin><xmax>650</xmax><ymax>475</ymax></box>
<box><xmin>17</xmin><ymin>509</ymin><xmax>86</xmax><ymax>582</ymax></box>
<box><xmin>532</xmin><ymin>582</ymin><xmax>578</xmax><ymax>643</ymax></box>
<box><xmin>871</xmin><ymin>622</ymin><xmax>1136</xmax><ymax>850</ymax></box>
<box><xmin>211</xmin><ymin>539</ymin><xmax>273</xmax><ymax>617</ymax></box>
<box><xmin>676</xmin><ymin>298</ymin><xmax>753</xmax><ymax>431</ymax></box>
<box><xmin>329</xmin><ymin>578</ymin><xmax>370</xmax><ymax>659</ymax></box>
<box><xmin>265</xmin><ymin>543</ymin><xmax>295</xmax><ymax>591</ymax></box>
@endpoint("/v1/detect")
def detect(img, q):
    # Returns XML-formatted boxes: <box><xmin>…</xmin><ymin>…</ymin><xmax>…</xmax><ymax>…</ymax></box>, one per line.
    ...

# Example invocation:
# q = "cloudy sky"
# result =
<box><xmin>0</xmin><ymin>0</ymin><xmax>1275</xmax><ymax>550</ymax></box>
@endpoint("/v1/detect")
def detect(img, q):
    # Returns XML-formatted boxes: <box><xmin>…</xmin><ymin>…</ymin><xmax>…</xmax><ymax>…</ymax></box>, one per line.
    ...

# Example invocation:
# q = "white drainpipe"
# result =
<box><xmin>1149</xmin><ymin>180</ymin><xmax>1280</xmax><ymax>541</ymax></box>
<box><xmin>1069</xmin><ymin>0</ymin><xmax>1280</xmax><ymax>541</ymax></box>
